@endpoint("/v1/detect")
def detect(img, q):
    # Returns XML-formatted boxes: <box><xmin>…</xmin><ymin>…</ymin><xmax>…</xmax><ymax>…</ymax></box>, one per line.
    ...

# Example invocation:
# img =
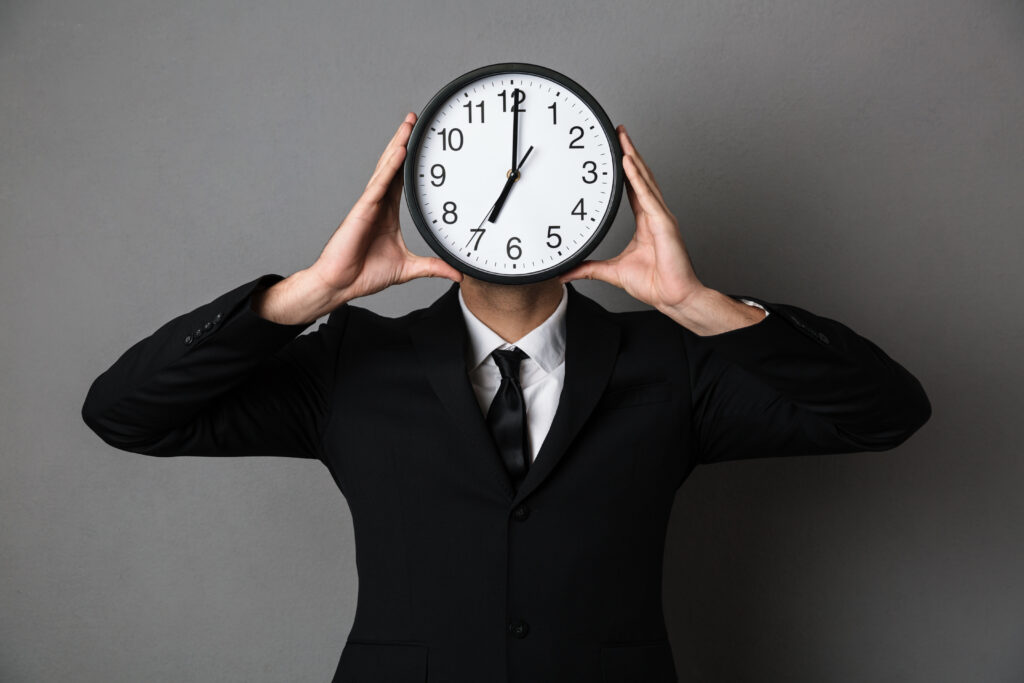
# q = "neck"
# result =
<box><xmin>460</xmin><ymin>275</ymin><xmax>563</xmax><ymax>343</ymax></box>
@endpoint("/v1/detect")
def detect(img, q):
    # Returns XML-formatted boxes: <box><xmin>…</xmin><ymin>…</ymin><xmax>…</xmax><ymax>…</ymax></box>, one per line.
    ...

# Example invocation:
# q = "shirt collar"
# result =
<box><xmin>458</xmin><ymin>283</ymin><xmax>568</xmax><ymax>374</ymax></box>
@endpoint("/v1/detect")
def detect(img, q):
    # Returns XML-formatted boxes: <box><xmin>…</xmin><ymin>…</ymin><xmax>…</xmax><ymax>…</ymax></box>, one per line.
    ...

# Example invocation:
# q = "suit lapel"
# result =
<box><xmin>408</xmin><ymin>281</ymin><xmax>622</xmax><ymax>506</ymax></box>
<box><xmin>511</xmin><ymin>283</ymin><xmax>621</xmax><ymax>506</ymax></box>
<box><xmin>409</xmin><ymin>283</ymin><xmax>518</xmax><ymax>500</ymax></box>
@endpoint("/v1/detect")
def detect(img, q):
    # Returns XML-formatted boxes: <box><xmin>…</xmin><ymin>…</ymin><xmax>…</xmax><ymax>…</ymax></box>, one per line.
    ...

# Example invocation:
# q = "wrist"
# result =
<box><xmin>250</xmin><ymin>268</ymin><xmax>347</xmax><ymax>326</ymax></box>
<box><xmin>662</xmin><ymin>286</ymin><xmax>767</xmax><ymax>337</ymax></box>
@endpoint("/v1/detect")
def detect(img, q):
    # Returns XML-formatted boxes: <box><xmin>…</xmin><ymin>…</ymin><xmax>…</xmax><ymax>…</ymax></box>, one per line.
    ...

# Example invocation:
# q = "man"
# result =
<box><xmin>81</xmin><ymin>112</ymin><xmax>931</xmax><ymax>682</ymax></box>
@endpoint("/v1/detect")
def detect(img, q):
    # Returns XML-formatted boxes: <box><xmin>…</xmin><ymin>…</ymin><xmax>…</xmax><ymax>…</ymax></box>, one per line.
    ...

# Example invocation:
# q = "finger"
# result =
<box><xmin>557</xmin><ymin>259</ymin><xmax>621</xmax><ymax>287</ymax></box>
<box><xmin>374</xmin><ymin>114</ymin><xmax>416</xmax><ymax>175</ymax></box>
<box><xmin>362</xmin><ymin>144</ymin><xmax>407</xmax><ymax>206</ymax></box>
<box><xmin>402</xmin><ymin>255</ymin><xmax>463</xmax><ymax>283</ymax></box>
<box><xmin>617</xmin><ymin>125</ymin><xmax>666</xmax><ymax>202</ymax></box>
<box><xmin>623</xmin><ymin>154</ymin><xmax>667</xmax><ymax>217</ymax></box>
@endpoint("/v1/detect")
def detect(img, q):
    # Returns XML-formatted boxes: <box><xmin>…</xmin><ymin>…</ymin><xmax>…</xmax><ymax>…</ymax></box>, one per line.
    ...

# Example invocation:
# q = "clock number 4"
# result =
<box><xmin>571</xmin><ymin>198</ymin><xmax>587</xmax><ymax>221</ymax></box>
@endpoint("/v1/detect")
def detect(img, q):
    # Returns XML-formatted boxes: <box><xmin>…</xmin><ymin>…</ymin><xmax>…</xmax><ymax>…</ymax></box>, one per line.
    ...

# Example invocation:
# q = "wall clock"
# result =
<box><xmin>404</xmin><ymin>62</ymin><xmax>624</xmax><ymax>284</ymax></box>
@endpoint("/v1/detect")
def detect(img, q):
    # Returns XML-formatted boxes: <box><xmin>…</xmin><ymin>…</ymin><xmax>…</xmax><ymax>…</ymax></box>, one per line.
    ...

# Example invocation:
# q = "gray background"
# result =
<box><xmin>2</xmin><ymin>0</ymin><xmax>1021</xmax><ymax>680</ymax></box>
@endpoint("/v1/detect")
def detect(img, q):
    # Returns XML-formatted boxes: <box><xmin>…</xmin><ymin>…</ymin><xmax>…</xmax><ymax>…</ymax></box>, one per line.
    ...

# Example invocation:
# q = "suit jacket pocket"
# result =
<box><xmin>332</xmin><ymin>640</ymin><xmax>428</xmax><ymax>683</ymax></box>
<box><xmin>598</xmin><ymin>381</ymin><xmax>673</xmax><ymax>411</ymax></box>
<box><xmin>600</xmin><ymin>639</ymin><xmax>678</xmax><ymax>683</ymax></box>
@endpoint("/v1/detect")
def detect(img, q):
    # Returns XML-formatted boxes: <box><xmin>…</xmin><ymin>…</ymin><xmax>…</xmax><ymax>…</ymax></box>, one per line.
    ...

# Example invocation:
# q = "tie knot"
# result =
<box><xmin>491</xmin><ymin>347</ymin><xmax>528</xmax><ymax>381</ymax></box>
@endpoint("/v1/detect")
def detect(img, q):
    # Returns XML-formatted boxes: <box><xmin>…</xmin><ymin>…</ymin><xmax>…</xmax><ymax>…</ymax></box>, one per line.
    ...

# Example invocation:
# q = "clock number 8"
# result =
<box><xmin>442</xmin><ymin>201</ymin><xmax>458</xmax><ymax>224</ymax></box>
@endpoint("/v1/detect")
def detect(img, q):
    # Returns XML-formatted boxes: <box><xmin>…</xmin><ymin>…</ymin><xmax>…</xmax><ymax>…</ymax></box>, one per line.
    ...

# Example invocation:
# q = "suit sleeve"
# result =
<box><xmin>682</xmin><ymin>294</ymin><xmax>931</xmax><ymax>465</ymax></box>
<box><xmin>81</xmin><ymin>273</ymin><xmax>349</xmax><ymax>460</ymax></box>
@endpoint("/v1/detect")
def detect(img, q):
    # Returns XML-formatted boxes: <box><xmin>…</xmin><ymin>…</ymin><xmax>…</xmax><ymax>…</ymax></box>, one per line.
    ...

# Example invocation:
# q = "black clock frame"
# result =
<box><xmin>403</xmin><ymin>62</ymin><xmax>624</xmax><ymax>285</ymax></box>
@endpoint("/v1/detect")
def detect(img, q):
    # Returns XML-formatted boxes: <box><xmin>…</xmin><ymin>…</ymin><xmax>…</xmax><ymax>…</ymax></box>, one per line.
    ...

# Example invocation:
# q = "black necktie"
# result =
<box><xmin>486</xmin><ymin>347</ymin><xmax>531</xmax><ymax>489</ymax></box>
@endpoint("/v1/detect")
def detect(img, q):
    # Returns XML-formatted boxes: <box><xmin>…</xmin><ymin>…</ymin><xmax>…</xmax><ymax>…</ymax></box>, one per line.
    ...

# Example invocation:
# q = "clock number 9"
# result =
<box><xmin>430</xmin><ymin>164</ymin><xmax>446</xmax><ymax>187</ymax></box>
<box><xmin>581</xmin><ymin>161</ymin><xmax>597</xmax><ymax>184</ymax></box>
<box><xmin>437</xmin><ymin>127</ymin><xmax>463</xmax><ymax>151</ymax></box>
<box><xmin>506</xmin><ymin>236</ymin><xmax>522</xmax><ymax>260</ymax></box>
<box><xmin>442</xmin><ymin>201</ymin><xmax>458</xmax><ymax>224</ymax></box>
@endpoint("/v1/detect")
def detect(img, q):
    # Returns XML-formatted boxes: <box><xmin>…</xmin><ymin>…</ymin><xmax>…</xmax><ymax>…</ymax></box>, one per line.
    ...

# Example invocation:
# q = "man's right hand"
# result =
<box><xmin>252</xmin><ymin>112</ymin><xmax>463</xmax><ymax>325</ymax></box>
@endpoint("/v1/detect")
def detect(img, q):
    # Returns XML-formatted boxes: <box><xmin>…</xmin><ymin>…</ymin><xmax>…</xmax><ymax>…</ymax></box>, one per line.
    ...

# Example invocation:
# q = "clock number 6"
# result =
<box><xmin>506</xmin><ymin>236</ymin><xmax>522</xmax><ymax>260</ymax></box>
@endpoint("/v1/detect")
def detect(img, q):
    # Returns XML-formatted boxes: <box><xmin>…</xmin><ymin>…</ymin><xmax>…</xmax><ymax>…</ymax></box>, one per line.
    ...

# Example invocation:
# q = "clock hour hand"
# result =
<box><xmin>488</xmin><ymin>145</ymin><xmax>534</xmax><ymax>224</ymax></box>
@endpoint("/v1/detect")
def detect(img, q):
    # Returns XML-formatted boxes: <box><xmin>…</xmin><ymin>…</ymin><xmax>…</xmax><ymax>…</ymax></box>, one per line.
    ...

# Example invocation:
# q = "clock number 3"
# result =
<box><xmin>581</xmin><ymin>161</ymin><xmax>597</xmax><ymax>184</ymax></box>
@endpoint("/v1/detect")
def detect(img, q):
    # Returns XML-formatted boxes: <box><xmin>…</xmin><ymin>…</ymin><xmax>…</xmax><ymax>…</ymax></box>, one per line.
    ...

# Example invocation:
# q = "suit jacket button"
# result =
<box><xmin>508</xmin><ymin>619</ymin><xmax>529</xmax><ymax>638</ymax></box>
<box><xmin>204</xmin><ymin>321</ymin><xmax>214</xmax><ymax>331</ymax></box>
<box><xmin>215</xmin><ymin>312</ymin><xmax>222</xmax><ymax>321</ymax></box>
<box><xmin>513</xmin><ymin>505</ymin><xmax>530</xmax><ymax>521</ymax></box>
<box><xmin>184</xmin><ymin>335</ymin><xmax>193</xmax><ymax>345</ymax></box>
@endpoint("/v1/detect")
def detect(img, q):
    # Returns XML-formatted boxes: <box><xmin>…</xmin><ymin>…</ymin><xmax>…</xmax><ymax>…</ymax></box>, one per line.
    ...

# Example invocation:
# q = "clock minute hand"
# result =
<box><xmin>510</xmin><ymin>87</ymin><xmax>521</xmax><ymax>173</ymax></box>
<box><xmin>488</xmin><ymin>145</ymin><xmax>534</xmax><ymax>224</ymax></box>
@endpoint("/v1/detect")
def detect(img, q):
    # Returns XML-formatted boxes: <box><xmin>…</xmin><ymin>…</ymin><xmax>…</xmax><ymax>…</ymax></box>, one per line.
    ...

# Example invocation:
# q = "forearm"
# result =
<box><xmin>250</xmin><ymin>268</ymin><xmax>347</xmax><ymax>326</ymax></box>
<box><xmin>662</xmin><ymin>286</ymin><xmax>767</xmax><ymax>337</ymax></box>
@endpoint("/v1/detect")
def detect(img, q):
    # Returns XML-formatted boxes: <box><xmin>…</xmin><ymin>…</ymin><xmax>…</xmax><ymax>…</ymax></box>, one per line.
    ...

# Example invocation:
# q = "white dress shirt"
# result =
<box><xmin>457</xmin><ymin>286</ymin><xmax>768</xmax><ymax>464</ymax></box>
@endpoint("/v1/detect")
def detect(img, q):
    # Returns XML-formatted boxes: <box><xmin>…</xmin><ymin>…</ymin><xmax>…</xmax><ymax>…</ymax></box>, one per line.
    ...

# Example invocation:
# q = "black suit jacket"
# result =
<box><xmin>81</xmin><ymin>273</ymin><xmax>931</xmax><ymax>683</ymax></box>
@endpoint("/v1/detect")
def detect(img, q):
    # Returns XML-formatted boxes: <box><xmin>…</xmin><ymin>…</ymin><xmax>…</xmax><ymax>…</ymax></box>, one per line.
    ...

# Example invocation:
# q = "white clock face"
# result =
<box><xmin>409</xmin><ymin>70</ymin><xmax>619</xmax><ymax>281</ymax></box>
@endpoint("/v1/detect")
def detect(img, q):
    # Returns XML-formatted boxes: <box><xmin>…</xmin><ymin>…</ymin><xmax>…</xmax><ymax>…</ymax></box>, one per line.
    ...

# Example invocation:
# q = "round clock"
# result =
<box><xmin>404</xmin><ymin>62</ymin><xmax>624</xmax><ymax>284</ymax></box>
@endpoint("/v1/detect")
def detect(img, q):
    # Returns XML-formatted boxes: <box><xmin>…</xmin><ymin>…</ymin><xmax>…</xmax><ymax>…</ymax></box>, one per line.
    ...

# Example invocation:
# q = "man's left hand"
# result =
<box><xmin>557</xmin><ymin>125</ymin><xmax>706</xmax><ymax>316</ymax></box>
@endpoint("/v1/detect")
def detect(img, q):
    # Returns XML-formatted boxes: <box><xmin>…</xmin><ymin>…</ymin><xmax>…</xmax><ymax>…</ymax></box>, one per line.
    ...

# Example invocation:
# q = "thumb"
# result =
<box><xmin>403</xmin><ymin>255</ymin><xmax>464</xmax><ymax>283</ymax></box>
<box><xmin>558</xmin><ymin>259</ymin><xmax>619</xmax><ymax>287</ymax></box>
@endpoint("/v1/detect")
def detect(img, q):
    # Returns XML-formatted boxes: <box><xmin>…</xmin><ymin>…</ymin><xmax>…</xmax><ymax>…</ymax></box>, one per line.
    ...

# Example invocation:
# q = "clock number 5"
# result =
<box><xmin>547</xmin><ymin>225</ymin><xmax>562</xmax><ymax>248</ymax></box>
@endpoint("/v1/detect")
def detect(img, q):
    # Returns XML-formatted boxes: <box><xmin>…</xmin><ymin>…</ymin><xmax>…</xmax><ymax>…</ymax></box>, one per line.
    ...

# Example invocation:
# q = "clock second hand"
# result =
<box><xmin>487</xmin><ymin>144</ymin><xmax>534</xmax><ymax>224</ymax></box>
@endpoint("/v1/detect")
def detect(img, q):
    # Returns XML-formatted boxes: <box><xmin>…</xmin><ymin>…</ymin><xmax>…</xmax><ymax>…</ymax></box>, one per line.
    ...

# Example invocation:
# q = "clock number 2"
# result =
<box><xmin>437</xmin><ymin>127</ymin><xmax>463</xmax><ymax>151</ymax></box>
<box><xmin>569</xmin><ymin>126</ymin><xmax>585</xmax><ymax>149</ymax></box>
